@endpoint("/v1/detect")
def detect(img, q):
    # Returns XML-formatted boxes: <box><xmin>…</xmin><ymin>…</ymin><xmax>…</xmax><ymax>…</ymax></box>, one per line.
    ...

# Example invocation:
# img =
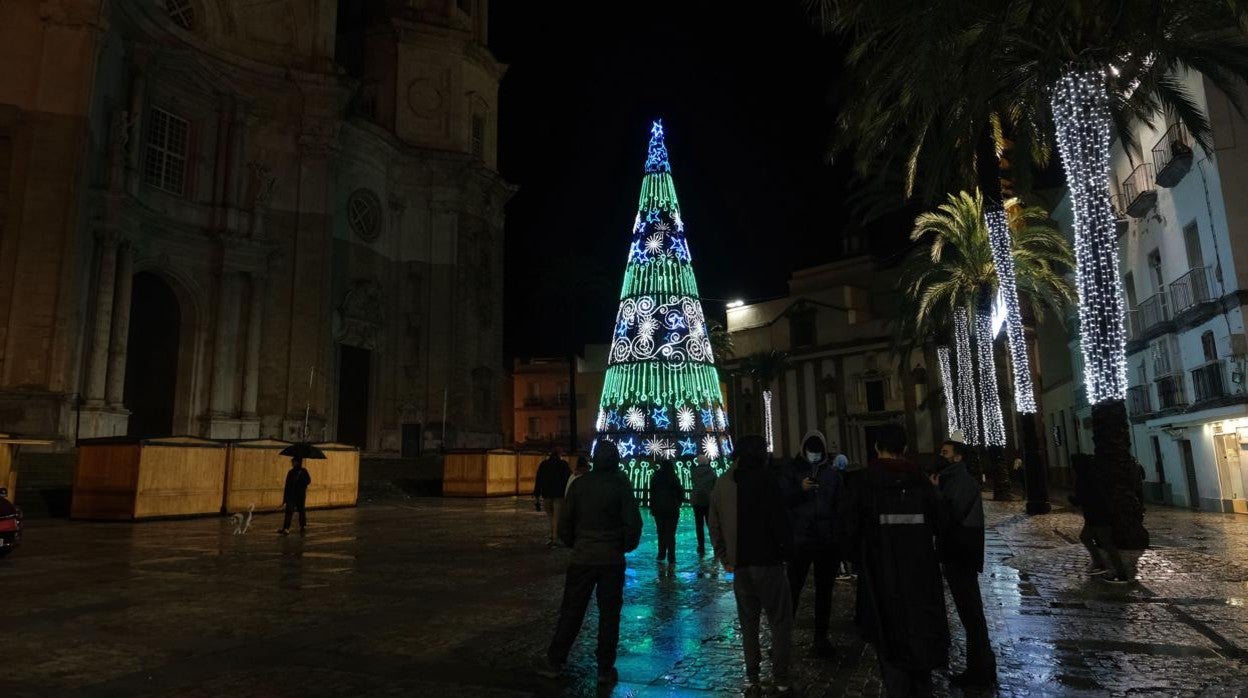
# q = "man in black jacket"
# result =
<box><xmin>1073</xmin><ymin>453</ymin><xmax>1130</xmax><ymax>583</ymax></box>
<box><xmin>932</xmin><ymin>439</ymin><xmax>996</xmax><ymax>688</ymax></box>
<box><xmin>844</xmin><ymin>424</ymin><xmax>948</xmax><ymax>697</ymax></box>
<box><xmin>534</xmin><ymin>449</ymin><xmax>571</xmax><ymax>547</ymax></box>
<box><xmin>709</xmin><ymin>434</ymin><xmax>794</xmax><ymax>694</ymax></box>
<box><xmin>535</xmin><ymin>441</ymin><xmax>642</xmax><ymax>686</ymax></box>
<box><xmin>278</xmin><ymin>457</ymin><xmax>312</xmax><ymax>535</ymax></box>
<box><xmin>780</xmin><ymin>429</ymin><xmax>842</xmax><ymax>657</ymax></box>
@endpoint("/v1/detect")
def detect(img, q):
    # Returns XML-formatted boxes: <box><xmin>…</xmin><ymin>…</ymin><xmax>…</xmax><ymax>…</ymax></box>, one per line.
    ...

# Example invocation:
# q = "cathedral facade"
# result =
<box><xmin>0</xmin><ymin>0</ymin><xmax>511</xmax><ymax>454</ymax></box>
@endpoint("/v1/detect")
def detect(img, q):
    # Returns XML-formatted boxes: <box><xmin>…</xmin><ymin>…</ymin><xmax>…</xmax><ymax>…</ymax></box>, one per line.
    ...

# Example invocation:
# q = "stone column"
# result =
<box><xmin>84</xmin><ymin>235</ymin><xmax>118</xmax><ymax>406</ymax></box>
<box><xmin>105</xmin><ymin>242</ymin><xmax>134</xmax><ymax>407</ymax></box>
<box><xmin>209</xmin><ymin>272</ymin><xmax>235</xmax><ymax>416</ymax></box>
<box><xmin>241</xmin><ymin>272</ymin><xmax>264</xmax><ymax>418</ymax></box>
<box><xmin>125</xmin><ymin>72</ymin><xmax>146</xmax><ymax>195</ymax></box>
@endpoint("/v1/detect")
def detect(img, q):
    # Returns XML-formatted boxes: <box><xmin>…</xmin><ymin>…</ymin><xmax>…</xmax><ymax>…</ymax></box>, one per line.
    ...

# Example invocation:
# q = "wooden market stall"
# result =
<box><xmin>72</xmin><ymin>436</ymin><xmax>226</xmax><ymax>520</ymax></box>
<box><xmin>443</xmin><ymin>449</ymin><xmax>517</xmax><ymax>497</ymax></box>
<box><xmin>0</xmin><ymin>434</ymin><xmax>55</xmax><ymax>503</ymax></box>
<box><xmin>223</xmin><ymin>438</ymin><xmax>292</xmax><ymax>513</ymax></box>
<box><xmin>306</xmin><ymin>442</ymin><xmax>360</xmax><ymax>508</ymax></box>
<box><xmin>515</xmin><ymin>451</ymin><xmax>546</xmax><ymax>496</ymax></box>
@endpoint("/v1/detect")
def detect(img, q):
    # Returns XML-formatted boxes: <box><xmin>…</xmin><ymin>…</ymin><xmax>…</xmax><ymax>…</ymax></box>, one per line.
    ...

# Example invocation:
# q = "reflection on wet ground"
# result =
<box><xmin>5</xmin><ymin>496</ymin><xmax>1248</xmax><ymax>696</ymax></box>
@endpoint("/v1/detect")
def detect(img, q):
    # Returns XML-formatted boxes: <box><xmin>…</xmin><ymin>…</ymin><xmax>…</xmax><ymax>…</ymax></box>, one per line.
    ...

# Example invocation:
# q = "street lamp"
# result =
<box><xmin>726</xmin><ymin>299</ymin><xmax>745</xmax><ymax>309</ymax></box>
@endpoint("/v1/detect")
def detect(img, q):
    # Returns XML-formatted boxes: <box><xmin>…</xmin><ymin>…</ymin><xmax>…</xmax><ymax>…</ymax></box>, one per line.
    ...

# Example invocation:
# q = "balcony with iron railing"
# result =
<box><xmin>1169</xmin><ymin>266</ymin><xmax>1214</xmax><ymax>314</ymax></box>
<box><xmin>1192</xmin><ymin>360</ymin><xmax>1228</xmax><ymax>402</ymax></box>
<box><xmin>1155</xmin><ymin>374</ymin><xmax>1189</xmax><ymax>410</ymax></box>
<box><xmin>1110</xmin><ymin>192</ymin><xmax>1130</xmax><ymax>237</ymax></box>
<box><xmin>1127</xmin><ymin>384</ymin><xmax>1154</xmax><ymax>416</ymax></box>
<box><xmin>1125</xmin><ymin>309</ymin><xmax>1143</xmax><ymax>342</ymax></box>
<box><xmin>1136</xmin><ymin>291</ymin><xmax>1171</xmax><ymax>336</ymax></box>
<box><xmin>1122</xmin><ymin>163</ymin><xmax>1157</xmax><ymax>217</ymax></box>
<box><xmin>1153</xmin><ymin>122</ymin><xmax>1194</xmax><ymax>188</ymax></box>
<box><xmin>1153</xmin><ymin>342</ymin><xmax>1176</xmax><ymax>377</ymax></box>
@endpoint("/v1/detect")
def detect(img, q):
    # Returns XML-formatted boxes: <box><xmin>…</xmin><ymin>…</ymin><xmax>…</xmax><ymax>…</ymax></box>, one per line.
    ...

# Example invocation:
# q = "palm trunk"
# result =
<box><xmin>976</xmin><ymin>284</ymin><xmax>1011</xmax><ymax>500</ymax></box>
<box><xmin>1051</xmin><ymin>66</ymin><xmax>1148</xmax><ymax>549</ymax></box>
<box><xmin>953</xmin><ymin>307</ymin><xmax>980</xmax><ymax>446</ymax></box>
<box><xmin>976</xmin><ymin>125</ymin><xmax>1050</xmax><ymax>513</ymax></box>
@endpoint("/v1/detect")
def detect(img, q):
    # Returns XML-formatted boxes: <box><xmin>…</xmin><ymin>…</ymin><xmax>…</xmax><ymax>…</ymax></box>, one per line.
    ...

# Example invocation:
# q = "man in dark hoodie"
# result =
<box><xmin>1073</xmin><ymin>453</ymin><xmax>1130</xmax><ymax>583</ymax></box>
<box><xmin>932</xmin><ymin>438</ymin><xmax>996</xmax><ymax>688</ymax></box>
<box><xmin>781</xmin><ymin>429</ymin><xmax>842</xmax><ymax>657</ymax></box>
<box><xmin>844</xmin><ymin>423</ymin><xmax>948</xmax><ymax>697</ymax></box>
<box><xmin>709</xmin><ymin>434</ymin><xmax>794</xmax><ymax>695</ymax></box>
<box><xmin>535</xmin><ymin>440</ymin><xmax>642</xmax><ymax>686</ymax></box>
<box><xmin>534</xmin><ymin>449</ymin><xmax>572</xmax><ymax>547</ymax></box>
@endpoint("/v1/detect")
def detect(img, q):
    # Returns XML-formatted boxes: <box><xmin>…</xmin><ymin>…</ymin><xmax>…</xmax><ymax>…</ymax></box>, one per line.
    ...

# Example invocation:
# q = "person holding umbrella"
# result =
<box><xmin>278</xmin><ymin>443</ymin><xmax>323</xmax><ymax>535</ymax></box>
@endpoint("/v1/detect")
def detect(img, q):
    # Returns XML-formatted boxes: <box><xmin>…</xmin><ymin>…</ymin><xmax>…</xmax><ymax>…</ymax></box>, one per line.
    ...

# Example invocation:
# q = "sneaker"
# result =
<box><xmin>835</xmin><ymin>572</ymin><xmax>853</xmax><ymax>581</ymax></box>
<box><xmin>1087</xmin><ymin>566</ymin><xmax>1109</xmax><ymax>576</ymax></box>
<box><xmin>533</xmin><ymin>654</ymin><xmax>563</xmax><ymax>679</ymax></box>
<box><xmin>596</xmin><ymin>667</ymin><xmax>618</xmax><ymax>685</ymax></box>
<box><xmin>769</xmin><ymin>681</ymin><xmax>794</xmax><ymax>694</ymax></box>
<box><xmin>1102</xmin><ymin>574</ymin><xmax>1133</xmax><ymax>585</ymax></box>
<box><xmin>950</xmin><ymin>669</ymin><xmax>997</xmax><ymax>688</ymax></box>
<box><xmin>277</xmin><ymin>529</ymin><xmax>289</xmax><ymax>536</ymax></box>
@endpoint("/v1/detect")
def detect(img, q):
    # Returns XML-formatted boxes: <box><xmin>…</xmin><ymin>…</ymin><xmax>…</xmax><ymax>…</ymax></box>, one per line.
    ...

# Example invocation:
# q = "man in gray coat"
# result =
<box><xmin>710</xmin><ymin>435</ymin><xmax>794</xmax><ymax>694</ymax></box>
<box><xmin>535</xmin><ymin>440</ymin><xmax>642</xmax><ymax>686</ymax></box>
<box><xmin>931</xmin><ymin>438</ymin><xmax>995</xmax><ymax>688</ymax></box>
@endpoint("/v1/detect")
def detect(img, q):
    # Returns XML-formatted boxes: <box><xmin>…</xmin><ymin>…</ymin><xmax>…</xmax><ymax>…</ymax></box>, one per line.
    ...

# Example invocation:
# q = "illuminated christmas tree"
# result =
<box><xmin>593</xmin><ymin>120</ymin><xmax>732</xmax><ymax>495</ymax></box>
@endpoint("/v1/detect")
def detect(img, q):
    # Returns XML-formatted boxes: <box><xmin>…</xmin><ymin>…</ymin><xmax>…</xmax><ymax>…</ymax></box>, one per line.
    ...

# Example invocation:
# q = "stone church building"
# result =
<box><xmin>0</xmin><ymin>0</ymin><xmax>512</xmax><ymax>456</ymax></box>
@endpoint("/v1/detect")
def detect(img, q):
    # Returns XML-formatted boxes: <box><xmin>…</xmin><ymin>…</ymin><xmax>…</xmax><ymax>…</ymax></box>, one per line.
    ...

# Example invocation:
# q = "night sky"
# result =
<box><xmin>490</xmin><ymin>2</ymin><xmax>867</xmax><ymax>360</ymax></box>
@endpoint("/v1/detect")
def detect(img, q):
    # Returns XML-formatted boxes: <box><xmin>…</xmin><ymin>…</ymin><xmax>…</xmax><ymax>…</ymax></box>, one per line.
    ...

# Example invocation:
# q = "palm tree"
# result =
<box><xmin>819</xmin><ymin>0</ymin><xmax>1248</xmax><ymax>550</ymax></box>
<box><xmin>739</xmin><ymin>350</ymin><xmax>791</xmax><ymax>453</ymax></box>
<box><xmin>903</xmin><ymin>190</ymin><xmax>1076</xmax><ymax>497</ymax></box>
<box><xmin>707</xmin><ymin>319</ymin><xmax>735</xmax><ymax>361</ymax></box>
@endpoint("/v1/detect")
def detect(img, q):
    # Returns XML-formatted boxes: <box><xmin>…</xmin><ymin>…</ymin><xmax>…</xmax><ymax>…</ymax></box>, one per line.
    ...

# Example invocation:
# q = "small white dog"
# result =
<box><xmin>229</xmin><ymin>503</ymin><xmax>255</xmax><ymax>534</ymax></box>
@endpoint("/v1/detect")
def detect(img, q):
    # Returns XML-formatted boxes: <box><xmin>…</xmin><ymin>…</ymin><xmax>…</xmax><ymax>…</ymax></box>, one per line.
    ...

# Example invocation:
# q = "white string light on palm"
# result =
<box><xmin>1051</xmin><ymin>67</ymin><xmax>1128</xmax><ymax>404</ymax></box>
<box><xmin>985</xmin><ymin>206</ymin><xmax>1037</xmax><ymax>414</ymax></box>
<box><xmin>953</xmin><ymin>307</ymin><xmax>981</xmax><ymax>445</ymax></box>
<box><xmin>975</xmin><ymin>301</ymin><xmax>1008</xmax><ymax>447</ymax></box>
<box><xmin>937</xmin><ymin>345</ymin><xmax>959</xmax><ymax>436</ymax></box>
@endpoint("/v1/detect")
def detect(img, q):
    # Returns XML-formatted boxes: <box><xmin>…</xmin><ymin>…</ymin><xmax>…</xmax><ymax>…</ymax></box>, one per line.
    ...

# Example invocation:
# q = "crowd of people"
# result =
<box><xmin>530</xmin><ymin>425</ymin><xmax>1010</xmax><ymax>696</ymax></box>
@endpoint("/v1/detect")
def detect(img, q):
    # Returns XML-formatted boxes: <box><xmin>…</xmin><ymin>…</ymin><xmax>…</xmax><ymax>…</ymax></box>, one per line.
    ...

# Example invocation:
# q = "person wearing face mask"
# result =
<box><xmin>930</xmin><ymin>436</ymin><xmax>996</xmax><ymax>689</ymax></box>
<box><xmin>780</xmin><ymin>430</ymin><xmax>842</xmax><ymax>658</ymax></box>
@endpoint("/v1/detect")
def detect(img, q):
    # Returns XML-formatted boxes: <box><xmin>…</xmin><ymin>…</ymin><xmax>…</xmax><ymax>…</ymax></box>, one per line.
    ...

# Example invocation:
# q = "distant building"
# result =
<box><xmin>1050</xmin><ymin>68</ymin><xmax>1248</xmax><ymax>513</ymax></box>
<box><xmin>506</xmin><ymin>345</ymin><xmax>609</xmax><ymax>455</ymax></box>
<box><xmin>723</xmin><ymin>253</ymin><xmax>944</xmax><ymax>465</ymax></box>
<box><xmin>0</xmin><ymin>1</ymin><xmax>513</xmax><ymax>461</ymax></box>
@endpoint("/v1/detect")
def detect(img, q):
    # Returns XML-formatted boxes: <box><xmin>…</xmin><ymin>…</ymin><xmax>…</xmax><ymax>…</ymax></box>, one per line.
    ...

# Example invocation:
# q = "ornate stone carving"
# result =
<box><xmin>406</xmin><ymin>79</ymin><xmax>443</xmax><ymax>116</ymax></box>
<box><xmin>347</xmin><ymin>189</ymin><xmax>382</xmax><ymax>242</ymax></box>
<box><xmin>333</xmin><ymin>279</ymin><xmax>384</xmax><ymax>350</ymax></box>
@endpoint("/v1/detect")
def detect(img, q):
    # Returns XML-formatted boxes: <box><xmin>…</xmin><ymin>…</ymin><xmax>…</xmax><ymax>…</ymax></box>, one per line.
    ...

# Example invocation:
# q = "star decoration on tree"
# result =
<box><xmin>650</xmin><ymin>407</ymin><xmax>671</xmax><ymax>430</ymax></box>
<box><xmin>679</xmin><ymin>438</ymin><xmax>697</xmax><ymax>456</ymax></box>
<box><xmin>618</xmin><ymin>437</ymin><xmax>637</xmax><ymax>458</ymax></box>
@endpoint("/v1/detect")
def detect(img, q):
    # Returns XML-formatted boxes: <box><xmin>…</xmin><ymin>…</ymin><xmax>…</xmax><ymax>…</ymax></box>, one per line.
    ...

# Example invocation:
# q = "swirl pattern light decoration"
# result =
<box><xmin>937</xmin><ymin>346</ymin><xmax>959</xmax><ymax>436</ymax></box>
<box><xmin>985</xmin><ymin>206</ymin><xmax>1038</xmax><ymax>414</ymax></box>
<box><xmin>975</xmin><ymin>303</ymin><xmax>1008</xmax><ymax>447</ymax></box>
<box><xmin>953</xmin><ymin>307</ymin><xmax>981</xmax><ymax>446</ymax></box>
<box><xmin>594</xmin><ymin>120</ymin><xmax>732</xmax><ymax>497</ymax></box>
<box><xmin>1052</xmin><ymin>67</ymin><xmax>1127</xmax><ymax>403</ymax></box>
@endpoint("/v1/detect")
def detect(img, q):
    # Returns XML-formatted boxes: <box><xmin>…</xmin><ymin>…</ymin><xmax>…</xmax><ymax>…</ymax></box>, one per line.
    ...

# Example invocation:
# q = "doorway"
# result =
<box><xmin>1151</xmin><ymin>436</ymin><xmax>1166</xmax><ymax>484</ymax></box>
<box><xmin>1179</xmin><ymin>439</ymin><xmax>1200</xmax><ymax>509</ymax></box>
<box><xmin>336</xmin><ymin>345</ymin><xmax>370</xmax><ymax>448</ymax></box>
<box><xmin>124</xmin><ymin>272</ymin><xmax>180</xmax><ymax>437</ymax></box>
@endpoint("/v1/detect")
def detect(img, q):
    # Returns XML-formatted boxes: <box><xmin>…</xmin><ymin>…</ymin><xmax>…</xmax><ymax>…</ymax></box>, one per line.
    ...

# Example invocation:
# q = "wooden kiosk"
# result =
<box><xmin>72</xmin><ymin>436</ymin><xmax>227</xmax><ymax>519</ymax></box>
<box><xmin>443</xmin><ymin>449</ymin><xmax>518</xmax><ymax>497</ymax></box>
<box><xmin>0</xmin><ymin>434</ymin><xmax>55</xmax><ymax>503</ymax></box>
<box><xmin>306</xmin><ymin>442</ymin><xmax>360</xmax><ymax>508</ymax></box>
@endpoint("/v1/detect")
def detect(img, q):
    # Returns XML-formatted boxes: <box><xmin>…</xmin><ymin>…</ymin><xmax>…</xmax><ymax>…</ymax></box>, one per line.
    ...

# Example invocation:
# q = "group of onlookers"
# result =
<box><xmin>530</xmin><ymin>425</ymin><xmax>1010</xmax><ymax>695</ymax></box>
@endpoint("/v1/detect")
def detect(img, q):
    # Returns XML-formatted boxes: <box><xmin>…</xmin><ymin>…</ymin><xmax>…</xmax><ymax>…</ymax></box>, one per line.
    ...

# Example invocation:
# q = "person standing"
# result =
<box><xmin>932</xmin><ymin>439</ymin><xmax>997</xmax><ymax>688</ymax></box>
<box><xmin>843</xmin><ymin>424</ymin><xmax>948</xmax><ymax>697</ymax></box>
<box><xmin>1072</xmin><ymin>454</ymin><xmax>1131</xmax><ymax>584</ymax></box>
<box><xmin>649</xmin><ymin>460</ymin><xmax>684</xmax><ymax>566</ymax></box>
<box><xmin>781</xmin><ymin>430</ymin><xmax>842</xmax><ymax>657</ymax></box>
<box><xmin>690</xmin><ymin>456</ymin><xmax>718</xmax><ymax>557</ymax></box>
<box><xmin>277</xmin><ymin>457</ymin><xmax>312</xmax><ymax>536</ymax></box>
<box><xmin>535</xmin><ymin>441</ymin><xmax>642</xmax><ymax>685</ymax></box>
<box><xmin>709</xmin><ymin>435</ymin><xmax>794</xmax><ymax>695</ymax></box>
<box><xmin>534</xmin><ymin>449</ymin><xmax>571</xmax><ymax>548</ymax></box>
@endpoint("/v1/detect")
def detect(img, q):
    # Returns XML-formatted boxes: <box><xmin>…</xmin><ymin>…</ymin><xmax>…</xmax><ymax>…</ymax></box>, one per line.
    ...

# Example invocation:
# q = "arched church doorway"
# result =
<box><xmin>124</xmin><ymin>272</ymin><xmax>180</xmax><ymax>437</ymax></box>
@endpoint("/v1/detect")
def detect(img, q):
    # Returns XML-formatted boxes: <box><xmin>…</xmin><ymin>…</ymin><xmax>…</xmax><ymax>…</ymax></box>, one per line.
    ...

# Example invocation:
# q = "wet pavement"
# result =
<box><xmin>5</xmin><ymin>494</ymin><xmax>1248</xmax><ymax>697</ymax></box>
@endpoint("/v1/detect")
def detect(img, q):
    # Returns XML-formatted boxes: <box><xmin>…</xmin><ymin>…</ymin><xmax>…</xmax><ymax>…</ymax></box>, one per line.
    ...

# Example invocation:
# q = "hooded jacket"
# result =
<box><xmin>709</xmin><ymin>464</ymin><xmax>792</xmax><ymax>567</ymax></box>
<box><xmin>534</xmin><ymin>456</ymin><xmax>571</xmax><ymax>499</ymax></box>
<box><xmin>843</xmin><ymin>456</ymin><xmax>949</xmax><ymax>669</ymax></box>
<box><xmin>648</xmin><ymin>463</ymin><xmax>685</xmax><ymax>514</ymax></box>
<box><xmin>781</xmin><ymin>429</ymin><xmax>843</xmax><ymax>550</ymax></box>
<box><xmin>558</xmin><ymin>464</ymin><xmax>643</xmax><ymax>565</ymax></box>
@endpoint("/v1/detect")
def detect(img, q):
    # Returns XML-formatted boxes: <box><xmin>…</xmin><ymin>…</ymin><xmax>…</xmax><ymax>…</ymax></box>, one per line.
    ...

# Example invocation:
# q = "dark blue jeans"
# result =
<box><xmin>548</xmin><ymin>564</ymin><xmax>625</xmax><ymax>670</ymax></box>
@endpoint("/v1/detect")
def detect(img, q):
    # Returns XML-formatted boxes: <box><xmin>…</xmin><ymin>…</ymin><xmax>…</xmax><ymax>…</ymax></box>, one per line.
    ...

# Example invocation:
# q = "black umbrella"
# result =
<box><xmin>280</xmin><ymin>443</ymin><xmax>326</xmax><ymax>460</ymax></box>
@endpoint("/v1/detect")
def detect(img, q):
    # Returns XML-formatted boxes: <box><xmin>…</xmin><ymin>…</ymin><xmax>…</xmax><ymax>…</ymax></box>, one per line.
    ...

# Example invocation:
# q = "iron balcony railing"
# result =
<box><xmin>1192</xmin><ymin>360</ymin><xmax>1228</xmax><ymax>402</ymax></box>
<box><xmin>1156</xmin><ymin>374</ymin><xmax>1189</xmax><ymax>410</ymax></box>
<box><xmin>1125</xmin><ymin>309</ymin><xmax>1143</xmax><ymax>342</ymax></box>
<box><xmin>1136</xmin><ymin>291</ymin><xmax>1170</xmax><ymax>335</ymax></box>
<box><xmin>1122</xmin><ymin>163</ymin><xmax>1157</xmax><ymax>217</ymax></box>
<box><xmin>1153</xmin><ymin>122</ymin><xmax>1195</xmax><ymax>188</ymax></box>
<box><xmin>1169</xmin><ymin>266</ymin><xmax>1214</xmax><ymax>314</ymax></box>
<box><xmin>1127</xmin><ymin>384</ymin><xmax>1153</xmax><ymax>416</ymax></box>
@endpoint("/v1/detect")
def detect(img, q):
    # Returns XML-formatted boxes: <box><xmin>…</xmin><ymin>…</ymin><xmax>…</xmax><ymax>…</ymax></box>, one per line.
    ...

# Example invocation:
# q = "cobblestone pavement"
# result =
<box><xmin>5</xmin><ymin>494</ymin><xmax>1248</xmax><ymax>697</ymax></box>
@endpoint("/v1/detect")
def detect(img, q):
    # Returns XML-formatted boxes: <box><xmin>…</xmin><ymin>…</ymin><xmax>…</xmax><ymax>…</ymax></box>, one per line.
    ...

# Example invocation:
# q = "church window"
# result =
<box><xmin>143</xmin><ymin>108</ymin><xmax>190</xmax><ymax>195</ymax></box>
